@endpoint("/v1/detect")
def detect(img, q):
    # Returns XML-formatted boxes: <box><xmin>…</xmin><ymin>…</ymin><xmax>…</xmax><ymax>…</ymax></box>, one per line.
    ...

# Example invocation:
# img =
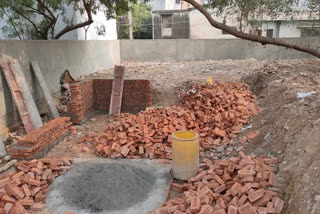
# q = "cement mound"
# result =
<box><xmin>60</xmin><ymin>163</ymin><xmax>156</xmax><ymax>213</ymax></box>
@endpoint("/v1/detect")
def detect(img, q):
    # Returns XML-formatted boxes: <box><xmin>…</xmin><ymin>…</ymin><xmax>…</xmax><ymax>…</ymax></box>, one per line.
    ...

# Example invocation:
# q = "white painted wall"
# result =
<box><xmin>148</xmin><ymin>0</ymin><xmax>166</xmax><ymax>11</ymax></box>
<box><xmin>279</xmin><ymin>22</ymin><xmax>302</xmax><ymax>38</ymax></box>
<box><xmin>165</xmin><ymin>0</ymin><xmax>182</xmax><ymax>10</ymax></box>
<box><xmin>260</xmin><ymin>21</ymin><xmax>302</xmax><ymax>38</ymax></box>
<box><xmin>148</xmin><ymin>0</ymin><xmax>182</xmax><ymax>11</ymax></box>
<box><xmin>182</xmin><ymin>0</ymin><xmax>203</xmax><ymax>9</ymax></box>
<box><xmin>189</xmin><ymin>9</ymin><xmax>239</xmax><ymax>39</ymax></box>
<box><xmin>76</xmin><ymin>10</ymin><xmax>117</xmax><ymax>40</ymax></box>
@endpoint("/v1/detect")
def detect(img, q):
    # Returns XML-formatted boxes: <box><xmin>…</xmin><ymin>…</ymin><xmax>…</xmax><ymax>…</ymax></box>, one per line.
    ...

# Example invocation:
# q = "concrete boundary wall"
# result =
<box><xmin>120</xmin><ymin>38</ymin><xmax>315</xmax><ymax>62</ymax></box>
<box><xmin>0</xmin><ymin>40</ymin><xmax>120</xmax><ymax>133</ymax></box>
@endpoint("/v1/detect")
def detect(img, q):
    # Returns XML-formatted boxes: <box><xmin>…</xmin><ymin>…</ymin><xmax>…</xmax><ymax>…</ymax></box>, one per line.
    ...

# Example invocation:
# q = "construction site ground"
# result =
<box><xmin>41</xmin><ymin>59</ymin><xmax>320</xmax><ymax>214</ymax></box>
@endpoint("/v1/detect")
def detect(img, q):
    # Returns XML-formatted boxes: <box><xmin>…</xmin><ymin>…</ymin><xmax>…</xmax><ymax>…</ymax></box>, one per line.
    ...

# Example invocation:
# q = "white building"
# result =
<box><xmin>148</xmin><ymin>0</ymin><xmax>204</xmax><ymax>11</ymax></box>
<box><xmin>148</xmin><ymin>0</ymin><xmax>182</xmax><ymax>11</ymax></box>
<box><xmin>256</xmin><ymin>12</ymin><xmax>320</xmax><ymax>38</ymax></box>
<box><xmin>152</xmin><ymin>0</ymin><xmax>319</xmax><ymax>39</ymax></box>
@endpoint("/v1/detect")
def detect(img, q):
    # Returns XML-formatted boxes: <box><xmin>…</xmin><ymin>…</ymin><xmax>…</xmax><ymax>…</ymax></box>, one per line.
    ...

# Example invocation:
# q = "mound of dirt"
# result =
<box><xmin>242</xmin><ymin>59</ymin><xmax>320</xmax><ymax>214</ymax></box>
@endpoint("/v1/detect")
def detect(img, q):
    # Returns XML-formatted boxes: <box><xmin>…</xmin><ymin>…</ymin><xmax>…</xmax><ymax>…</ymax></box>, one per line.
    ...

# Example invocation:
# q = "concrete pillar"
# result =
<box><xmin>0</xmin><ymin>135</ymin><xmax>7</xmax><ymax>158</ymax></box>
<box><xmin>275</xmin><ymin>21</ymin><xmax>281</xmax><ymax>38</ymax></box>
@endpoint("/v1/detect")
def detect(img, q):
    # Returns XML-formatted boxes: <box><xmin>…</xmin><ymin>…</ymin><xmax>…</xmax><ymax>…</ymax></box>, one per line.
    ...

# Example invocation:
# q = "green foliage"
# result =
<box><xmin>0</xmin><ymin>0</ymin><xmax>145</xmax><ymax>40</ymax></box>
<box><xmin>118</xmin><ymin>1</ymin><xmax>152</xmax><ymax>39</ymax></box>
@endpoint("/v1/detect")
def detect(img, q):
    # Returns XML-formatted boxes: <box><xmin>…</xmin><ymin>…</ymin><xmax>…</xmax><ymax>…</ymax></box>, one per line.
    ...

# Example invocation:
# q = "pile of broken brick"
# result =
<box><xmin>80</xmin><ymin>82</ymin><xmax>260</xmax><ymax>159</ymax></box>
<box><xmin>153</xmin><ymin>151</ymin><xmax>284</xmax><ymax>214</ymax></box>
<box><xmin>0</xmin><ymin>158</ymin><xmax>72</xmax><ymax>213</ymax></box>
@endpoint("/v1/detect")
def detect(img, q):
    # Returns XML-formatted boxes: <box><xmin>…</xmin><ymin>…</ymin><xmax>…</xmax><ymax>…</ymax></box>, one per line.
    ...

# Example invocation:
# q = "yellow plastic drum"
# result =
<box><xmin>172</xmin><ymin>130</ymin><xmax>199</xmax><ymax>180</ymax></box>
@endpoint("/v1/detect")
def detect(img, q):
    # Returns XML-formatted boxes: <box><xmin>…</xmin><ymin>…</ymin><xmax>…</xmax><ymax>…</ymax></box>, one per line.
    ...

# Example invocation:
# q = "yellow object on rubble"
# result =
<box><xmin>206</xmin><ymin>76</ymin><xmax>213</xmax><ymax>85</ymax></box>
<box><xmin>172</xmin><ymin>130</ymin><xmax>199</xmax><ymax>180</ymax></box>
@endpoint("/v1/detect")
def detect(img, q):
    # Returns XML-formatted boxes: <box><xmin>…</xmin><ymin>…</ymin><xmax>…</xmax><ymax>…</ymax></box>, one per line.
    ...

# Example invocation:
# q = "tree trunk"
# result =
<box><xmin>128</xmin><ymin>3</ymin><xmax>133</xmax><ymax>40</ymax></box>
<box><xmin>183</xmin><ymin>0</ymin><xmax>320</xmax><ymax>58</ymax></box>
<box><xmin>84</xmin><ymin>25</ymin><xmax>91</xmax><ymax>40</ymax></box>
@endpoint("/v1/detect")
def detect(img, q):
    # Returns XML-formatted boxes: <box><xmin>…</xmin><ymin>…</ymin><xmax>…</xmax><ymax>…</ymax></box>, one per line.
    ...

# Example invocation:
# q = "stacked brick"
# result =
<box><xmin>122</xmin><ymin>80</ymin><xmax>152</xmax><ymax>114</ymax></box>
<box><xmin>67</xmin><ymin>79</ymin><xmax>152</xmax><ymax>122</ymax></box>
<box><xmin>67</xmin><ymin>79</ymin><xmax>95</xmax><ymax>123</ymax></box>
<box><xmin>82</xmin><ymin>82</ymin><xmax>260</xmax><ymax>159</ymax></box>
<box><xmin>153</xmin><ymin>152</ymin><xmax>284</xmax><ymax>214</ymax></box>
<box><xmin>9</xmin><ymin>118</ymin><xmax>71</xmax><ymax>159</ymax></box>
<box><xmin>93</xmin><ymin>79</ymin><xmax>113</xmax><ymax>112</ymax></box>
<box><xmin>0</xmin><ymin>158</ymin><xmax>72</xmax><ymax>213</ymax></box>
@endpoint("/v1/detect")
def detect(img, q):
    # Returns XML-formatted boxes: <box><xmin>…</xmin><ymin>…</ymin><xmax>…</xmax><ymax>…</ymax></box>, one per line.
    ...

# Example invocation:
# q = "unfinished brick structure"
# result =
<box><xmin>67</xmin><ymin>79</ymin><xmax>152</xmax><ymax>123</ymax></box>
<box><xmin>66</xmin><ymin>80</ymin><xmax>95</xmax><ymax>123</ymax></box>
<box><xmin>9</xmin><ymin>118</ymin><xmax>71</xmax><ymax>160</ymax></box>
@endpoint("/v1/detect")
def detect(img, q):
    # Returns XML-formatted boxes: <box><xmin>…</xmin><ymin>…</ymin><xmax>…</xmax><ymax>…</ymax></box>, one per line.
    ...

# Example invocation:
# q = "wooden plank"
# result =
<box><xmin>109</xmin><ymin>65</ymin><xmax>125</xmax><ymax>115</ymax></box>
<box><xmin>31</xmin><ymin>61</ymin><xmax>60</xmax><ymax>118</ymax></box>
<box><xmin>0</xmin><ymin>61</ymin><xmax>35</xmax><ymax>133</ymax></box>
<box><xmin>9</xmin><ymin>59</ymin><xmax>43</xmax><ymax>129</ymax></box>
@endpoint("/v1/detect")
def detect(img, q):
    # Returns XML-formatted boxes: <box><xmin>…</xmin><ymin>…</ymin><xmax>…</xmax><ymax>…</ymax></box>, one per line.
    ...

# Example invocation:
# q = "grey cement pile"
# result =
<box><xmin>60</xmin><ymin>163</ymin><xmax>156</xmax><ymax>213</ymax></box>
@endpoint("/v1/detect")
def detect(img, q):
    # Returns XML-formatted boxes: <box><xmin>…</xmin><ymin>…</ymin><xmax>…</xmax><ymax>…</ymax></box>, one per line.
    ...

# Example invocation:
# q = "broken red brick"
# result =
<box><xmin>172</xmin><ymin>183</ymin><xmax>184</xmax><ymax>193</ymax></box>
<box><xmin>82</xmin><ymin>146</ymin><xmax>90</xmax><ymax>152</ymax></box>
<box><xmin>21</xmin><ymin>184</ymin><xmax>31</xmax><ymax>197</ymax></box>
<box><xmin>238</xmin><ymin>202</ymin><xmax>252</xmax><ymax>214</ymax></box>
<box><xmin>227</xmin><ymin>205</ymin><xmax>238</xmax><ymax>214</ymax></box>
<box><xmin>4</xmin><ymin>203</ymin><xmax>13</xmax><ymax>213</ymax></box>
<box><xmin>103</xmin><ymin>146</ymin><xmax>112</xmax><ymax>156</ymax></box>
<box><xmin>190</xmin><ymin>197</ymin><xmax>201</xmax><ymax>213</ymax></box>
<box><xmin>214</xmin><ymin>184</ymin><xmax>227</xmax><ymax>194</ymax></box>
<box><xmin>213</xmin><ymin>209</ymin><xmax>227</xmax><ymax>214</ymax></box>
<box><xmin>229</xmin><ymin>182</ymin><xmax>241</xmax><ymax>196</ymax></box>
<box><xmin>30</xmin><ymin>202</ymin><xmax>46</xmax><ymax>211</ymax></box>
<box><xmin>248</xmin><ymin>189</ymin><xmax>265</xmax><ymax>203</ymax></box>
<box><xmin>273</xmin><ymin>197</ymin><xmax>284</xmax><ymax>213</ymax></box>
<box><xmin>20</xmin><ymin>199</ymin><xmax>34</xmax><ymax>206</ymax></box>
<box><xmin>213</xmin><ymin>127</ymin><xmax>226</xmax><ymax>138</ymax></box>
<box><xmin>198</xmin><ymin>205</ymin><xmax>214</xmax><ymax>214</ymax></box>
<box><xmin>1</xmin><ymin>195</ymin><xmax>16</xmax><ymax>203</ymax></box>
<box><xmin>28</xmin><ymin>179</ymin><xmax>41</xmax><ymax>187</ymax></box>
<box><xmin>0</xmin><ymin>178</ymin><xmax>10</xmax><ymax>189</ymax></box>
<box><xmin>10</xmin><ymin>187</ymin><xmax>24</xmax><ymax>200</ymax></box>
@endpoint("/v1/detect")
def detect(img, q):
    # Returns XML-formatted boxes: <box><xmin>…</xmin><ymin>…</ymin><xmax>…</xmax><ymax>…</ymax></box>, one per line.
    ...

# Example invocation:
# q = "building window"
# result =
<box><xmin>222</xmin><ymin>26</ymin><xmax>237</xmax><ymax>35</ymax></box>
<box><xmin>266</xmin><ymin>29</ymin><xmax>274</xmax><ymax>38</ymax></box>
<box><xmin>301</xmin><ymin>28</ymin><xmax>320</xmax><ymax>37</ymax></box>
<box><xmin>176</xmin><ymin>0</ymin><xmax>181</xmax><ymax>4</ymax></box>
<box><xmin>249</xmin><ymin>29</ymin><xmax>262</xmax><ymax>36</ymax></box>
<box><xmin>257</xmin><ymin>30</ymin><xmax>262</xmax><ymax>36</ymax></box>
<box><xmin>162</xmin><ymin>14</ymin><xmax>172</xmax><ymax>28</ymax></box>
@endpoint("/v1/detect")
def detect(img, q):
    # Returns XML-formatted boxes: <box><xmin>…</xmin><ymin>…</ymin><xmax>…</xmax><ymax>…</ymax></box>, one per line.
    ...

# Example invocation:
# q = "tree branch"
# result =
<box><xmin>11</xmin><ymin>6</ymin><xmax>46</xmax><ymax>39</ymax></box>
<box><xmin>21</xmin><ymin>3</ymin><xmax>54</xmax><ymax>22</ymax></box>
<box><xmin>1</xmin><ymin>8</ymin><xmax>22</xmax><ymax>40</ymax></box>
<box><xmin>183</xmin><ymin>0</ymin><xmax>320</xmax><ymax>58</ymax></box>
<box><xmin>36</xmin><ymin>0</ymin><xmax>56</xmax><ymax>21</ymax></box>
<box><xmin>54</xmin><ymin>0</ymin><xmax>94</xmax><ymax>39</ymax></box>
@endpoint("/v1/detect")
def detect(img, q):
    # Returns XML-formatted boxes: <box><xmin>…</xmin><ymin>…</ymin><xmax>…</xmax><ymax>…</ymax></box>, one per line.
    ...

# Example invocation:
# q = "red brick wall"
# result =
<box><xmin>9</xmin><ymin>117</ymin><xmax>71</xmax><ymax>159</ymax></box>
<box><xmin>122</xmin><ymin>80</ymin><xmax>152</xmax><ymax>114</ymax></box>
<box><xmin>93</xmin><ymin>79</ymin><xmax>113</xmax><ymax>111</ymax></box>
<box><xmin>67</xmin><ymin>79</ymin><xmax>152</xmax><ymax>123</ymax></box>
<box><xmin>67</xmin><ymin>79</ymin><xmax>94</xmax><ymax>123</ymax></box>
